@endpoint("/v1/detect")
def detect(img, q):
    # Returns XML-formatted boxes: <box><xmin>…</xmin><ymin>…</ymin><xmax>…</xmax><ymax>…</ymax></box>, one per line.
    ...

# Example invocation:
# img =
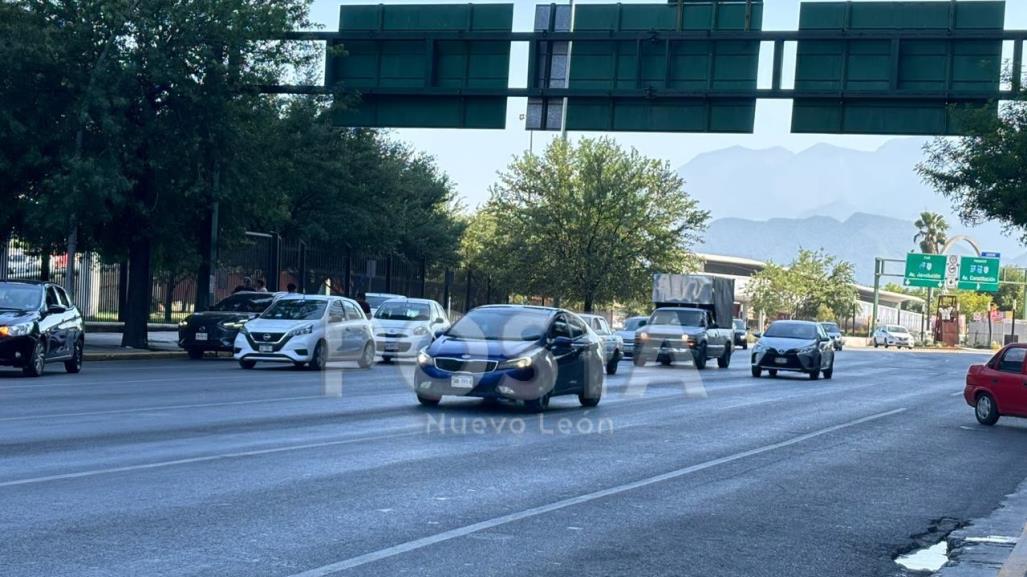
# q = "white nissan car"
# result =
<box><xmin>871</xmin><ymin>325</ymin><xmax>915</xmax><ymax>349</ymax></box>
<box><xmin>372</xmin><ymin>297</ymin><xmax>450</xmax><ymax>362</ymax></box>
<box><xmin>234</xmin><ymin>295</ymin><xmax>375</xmax><ymax>370</ymax></box>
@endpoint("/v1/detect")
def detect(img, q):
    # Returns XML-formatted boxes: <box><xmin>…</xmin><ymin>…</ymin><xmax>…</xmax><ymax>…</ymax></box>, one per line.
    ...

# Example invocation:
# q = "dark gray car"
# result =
<box><xmin>751</xmin><ymin>320</ymin><xmax>835</xmax><ymax>380</ymax></box>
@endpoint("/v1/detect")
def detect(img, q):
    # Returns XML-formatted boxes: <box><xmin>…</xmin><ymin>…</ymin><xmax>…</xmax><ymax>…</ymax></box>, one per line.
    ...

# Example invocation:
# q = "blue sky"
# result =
<box><xmin>308</xmin><ymin>0</ymin><xmax>1027</xmax><ymax>209</ymax></box>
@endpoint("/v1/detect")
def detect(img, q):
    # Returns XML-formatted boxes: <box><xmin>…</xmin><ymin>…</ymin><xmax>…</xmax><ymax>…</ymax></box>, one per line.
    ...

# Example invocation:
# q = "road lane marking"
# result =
<box><xmin>0</xmin><ymin>430</ymin><xmax>420</xmax><ymax>489</ymax></box>
<box><xmin>0</xmin><ymin>395</ymin><xmax>331</xmax><ymax>422</ymax></box>
<box><xmin>285</xmin><ymin>407</ymin><xmax>909</xmax><ymax>576</ymax></box>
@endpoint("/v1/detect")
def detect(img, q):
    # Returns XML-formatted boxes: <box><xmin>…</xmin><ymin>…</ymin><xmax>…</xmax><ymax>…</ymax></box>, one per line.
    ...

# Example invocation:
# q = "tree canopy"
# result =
<box><xmin>746</xmin><ymin>249</ymin><xmax>858</xmax><ymax>321</ymax></box>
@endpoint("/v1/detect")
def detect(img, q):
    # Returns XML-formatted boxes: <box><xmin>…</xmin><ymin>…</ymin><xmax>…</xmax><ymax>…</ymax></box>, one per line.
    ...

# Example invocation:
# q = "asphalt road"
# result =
<box><xmin>2</xmin><ymin>350</ymin><xmax>1026</xmax><ymax>577</ymax></box>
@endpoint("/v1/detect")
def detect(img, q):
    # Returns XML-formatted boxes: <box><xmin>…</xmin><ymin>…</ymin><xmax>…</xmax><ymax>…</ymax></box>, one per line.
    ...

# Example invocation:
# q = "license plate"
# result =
<box><xmin>451</xmin><ymin>375</ymin><xmax>474</xmax><ymax>389</ymax></box>
<box><xmin>259</xmin><ymin>344</ymin><xmax>273</xmax><ymax>353</ymax></box>
<box><xmin>384</xmin><ymin>342</ymin><xmax>401</xmax><ymax>352</ymax></box>
<box><xmin>774</xmin><ymin>357</ymin><xmax>788</xmax><ymax>365</ymax></box>
<box><xmin>195</xmin><ymin>332</ymin><xmax>208</xmax><ymax>341</ymax></box>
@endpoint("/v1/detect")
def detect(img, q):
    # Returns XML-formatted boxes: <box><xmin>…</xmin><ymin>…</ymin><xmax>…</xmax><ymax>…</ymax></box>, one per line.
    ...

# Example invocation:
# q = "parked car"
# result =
<box><xmin>578</xmin><ymin>313</ymin><xmax>624</xmax><ymax>375</ymax></box>
<box><xmin>413</xmin><ymin>305</ymin><xmax>604</xmax><ymax>411</ymax></box>
<box><xmin>366</xmin><ymin>292</ymin><xmax>404</xmax><ymax>316</ymax></box>
<box><xmin>965</xmin><ymin>344</ymin><xmax>1027</xmax><ymax>426</ymax></box>
<box><xmin>733</xmin><ymin>318</ymin><xmax>749</xmax><ymax>349</ymax></box>
<box><xmin>750</xmin><ymin>320</ymin><xmax>835</xmax><ymax>380</ymax></box>
<box><xmin>872</xmin><ymin>325</ymin><xmax>913</xmax><ymax>349</ymax></box>
<box><xmin>178</xmin><ymin>292</ymin><xmax>279</xmax><ymax>359</ymax></box>
<box><xmin>234</xmin><ymin>295</ymin><xmax>375</xmax><ymax>370</ymax></box>
<box><xmin>633</xmin><ymin>307</ymin><xmax>733</xmax><ymax>369</ymax></box>
<box><xmin>819</xmin><ymin>321</ymin><xmax>844</xmax><ymax>351</ymax></box>
<box><xmin>372</xmin><ymin>297</ymin><xmax>450</xmax><ymax>362</ymax></box>
<box><xmin>615</xmin><ymin>316</ymin><xmax>648</xmax><ymax>358</ymax></box>
<box><xmin>0</xmin><ymin>281</ymin><xmax>84</xmax><ymax>377</ymax></box>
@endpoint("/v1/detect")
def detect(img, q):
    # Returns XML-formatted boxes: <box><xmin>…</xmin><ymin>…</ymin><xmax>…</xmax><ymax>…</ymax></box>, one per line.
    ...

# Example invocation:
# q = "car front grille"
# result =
<box><xmin>434</xmin><ymin>357</ymin><xmax>498</xmax><ymax>373</ymax></box>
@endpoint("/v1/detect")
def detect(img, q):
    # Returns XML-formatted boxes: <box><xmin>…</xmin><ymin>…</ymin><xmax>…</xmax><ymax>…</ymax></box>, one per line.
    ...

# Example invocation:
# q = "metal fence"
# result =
<box><xmin>1</xmin><ymin>236</ymin><xmax>499</xmax><ymax>323</ymax></box>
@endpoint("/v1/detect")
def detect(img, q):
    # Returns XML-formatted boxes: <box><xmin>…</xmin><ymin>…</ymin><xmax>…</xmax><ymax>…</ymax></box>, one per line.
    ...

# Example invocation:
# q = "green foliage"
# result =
<box><xmin>913</xmin><ymin>212</ymin><xmax>949</xmax><ymax>254</ymax></box>
<box><xmin>469</xmin><ymin>137</ymin><xmax>709</xmax><ymax>312</ymax></box>
<box><xmin>747</xmin><ymin>249</ymin><xmax>858</xmax><ymax>321</ymax></box>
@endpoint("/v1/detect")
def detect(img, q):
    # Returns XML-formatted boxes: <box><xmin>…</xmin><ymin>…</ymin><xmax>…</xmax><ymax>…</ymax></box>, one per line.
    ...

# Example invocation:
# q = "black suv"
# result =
<box><xmin>0</xmin><ymin>281</ymin><xmax>85</xmax><ymax>377</ymax></box>
<box><xmin>178</xmin><ymin>291</ymin><xmax>279</xmax><ymax>359</ymax></box>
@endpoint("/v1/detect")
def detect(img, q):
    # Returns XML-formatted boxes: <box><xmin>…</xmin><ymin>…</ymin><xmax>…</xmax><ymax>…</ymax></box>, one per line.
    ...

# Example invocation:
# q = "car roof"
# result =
<box><xmin>275</xmin><ymin>294</ymin><xmax>343</xmax><ymax>302</ymax></box>
<box><xmin>379</xmin><ymin>297</ymin><xmax>439</xmax><ymax>306</ymax></box>
<box><xmin>476</xmin><ymin>304</ymin><xmax>560</xmax><ymax>314</ymax></box>
<box><xmin>0</xmin><ymin>280</ymin><xmax>47</xmax><ymax>287</ymax></box>
<box><xmin>367</xmin><ymin>292</ymin><xmax>403</xmax><ymax>297</ymax></box>
<box><xmin>653</xmin><ymin>306</ymin><xmax>704</xmax><ymax>312</ymax></box>
<box><xmin>770</xmin><ymin>320</ymin><xmax>817</xmax><ymax>326</ymax></box>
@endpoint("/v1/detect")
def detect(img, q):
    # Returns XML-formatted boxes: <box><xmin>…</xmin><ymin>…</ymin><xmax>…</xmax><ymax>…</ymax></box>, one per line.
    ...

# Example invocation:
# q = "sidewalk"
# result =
<box><xmin>84</xmin><ymin>331</ymin><xmax>185</xmax><ymax>361</ymax></box>
<box><xmin>937</xmin><ymin>478</ymin><xmax>1027</xmax><ymax>577</ymax></box>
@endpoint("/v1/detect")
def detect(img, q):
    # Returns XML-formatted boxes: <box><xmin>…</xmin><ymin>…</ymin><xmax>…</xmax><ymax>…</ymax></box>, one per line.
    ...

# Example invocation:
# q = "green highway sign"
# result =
<box><xmin>904</xmin><ymin>253</ymin><xmax>946</xmax><ymax>289</ymax></box>
<box><xmin>958</xmin><ymin>255</ymin><xmax>1000</xmax><ymax>292</ymax></box>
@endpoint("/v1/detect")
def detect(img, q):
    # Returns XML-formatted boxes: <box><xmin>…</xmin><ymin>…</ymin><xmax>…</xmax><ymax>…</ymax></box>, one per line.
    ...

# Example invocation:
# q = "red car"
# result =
<box><xmin>964</xmin><ymin>344</ymin><xmax>1027</xmax><ymax>426</ymax></box>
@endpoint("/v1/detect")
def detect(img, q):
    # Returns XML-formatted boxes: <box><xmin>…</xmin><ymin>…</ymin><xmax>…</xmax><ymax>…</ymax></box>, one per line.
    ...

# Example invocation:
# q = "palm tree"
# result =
<box><xmin>913</xmin><ymin>212</ymin><xmax>949</xmax><ymax>254</ymax></box>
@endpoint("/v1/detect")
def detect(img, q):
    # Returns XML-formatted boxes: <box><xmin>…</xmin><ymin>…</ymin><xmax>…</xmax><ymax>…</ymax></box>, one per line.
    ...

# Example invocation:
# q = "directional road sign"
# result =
<box><xmin>903</xmin><ymin>253</ymin><xmax>946</xmax><ymax>289</ymax></box>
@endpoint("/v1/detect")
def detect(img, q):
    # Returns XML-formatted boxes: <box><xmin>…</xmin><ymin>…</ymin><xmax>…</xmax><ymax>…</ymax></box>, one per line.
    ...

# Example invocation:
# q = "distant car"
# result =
<box><xmin>372</xmin><ymin>297</ymin><xmax>450</xmax><ymax>362</ymax></box>
<box><xmin>819</xmin><ymin>321</ymin><xmax>844</xmax><ymax>351</ymax></box>
<box><xmin>733</xmin><ymin>318</ymin><xmax>749</xmax><ymax>349</ymax></box>
<box><xmin>872</xmin><ymin>325</ymin><xmax>913</xmax><ymax>349</ymax></box>
<box><xmin>0</xmin><ymin>281</ymin><xmax>84</xmax><ymax>377</ymax></box>
<box><xmin>366</xmin><ymin>292</ymin><xmax>404</xmax><ymax>316</ymax></box>
<box><xmin>578</xmin><ymin>313</ymin><xmax>624</xmax><ymax>375</ymax></box>
<box><xmin>413</xmin><ymin>305</ymin><xmax>604</xmax><ymax>411</ymax></box>
<box><xmin>633</xmin><ymin>307</ymin><xmax>733</xmax><ymax>370</ymax></box>
<box><xmin>964</xmin><ymin>344</ymin><xmax>1027</xmax><ymax>426</ymax></box>
<box><xmin>234</xmin><ymin>295</ymin><xmax>375</xmax><ymax>370</ymax></box>
<box><xmin>178</xmin><ymin>292</ymin><xmax>279</xmax><ymax>359</ymax></box>
<box><xmin>615</xmin><ymin>316</ymin><xmax>648</xmax><ymax>357</ymax></box>
<box><xmin>751</xmin><ymin>320</ymin><xmax>835</xmax><ymax>380</ymax></box>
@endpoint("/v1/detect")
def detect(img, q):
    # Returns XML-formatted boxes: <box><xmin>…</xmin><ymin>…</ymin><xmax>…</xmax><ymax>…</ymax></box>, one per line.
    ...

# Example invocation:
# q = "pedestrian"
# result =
<box><xmin>356</xmin><ymin>291</ymin><xmax>371</xmax><ymax>315</ymax></box>
<box><xmin>287</xmin><ymin>283</ymin><xmax>297</xmax><ymax>293</ymax></box>
<box><xmin>233</xmin><ymin>276</ymin><xmax>253</xmax><ymax>294</ymax></box>
<box><xmin>255</xmin><ymin>279</ymin><xmax>268</xmax><ymax>293</ymax></box>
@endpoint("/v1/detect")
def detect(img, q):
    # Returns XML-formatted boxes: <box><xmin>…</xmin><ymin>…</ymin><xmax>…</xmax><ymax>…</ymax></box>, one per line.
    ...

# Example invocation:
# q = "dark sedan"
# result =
<box><xmin>414</xmin><ymin>305</ymin><xmax>605</xmax><ymax>411</ymax></box>
<box><xmin>750</xmin><ymin>320</ymin><xmax>835</xmax><ymax>380</ymax></box>
<box><xmin>178</xmin><ymin>292</ymin><xmax>279</xmax><ymax>359</ymax></box>
<box><xmin>0</xmin><ymin>281</ymin><xmax>84</xmax><ymax>377</ymax></box>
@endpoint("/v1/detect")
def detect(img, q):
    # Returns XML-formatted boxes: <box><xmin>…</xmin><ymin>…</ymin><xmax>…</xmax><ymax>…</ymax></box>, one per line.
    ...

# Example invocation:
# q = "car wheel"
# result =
<box><xmin>809</xmin><ymin>369</ymin><xmax>821</xmax><ymax>380</ymax></box>
<box><xmin>239</xmin><ymin>360</ymin><xmax>257</xmax><ymax>370</ymax></box>
<box><xmin>823</xmin><ymin>362</ymin><xmax>833</xmax><ymax>380</ymax></box>
<box><xmin>579</xmin><ymin>382</ymin><xmax>602</xmax><ymax>407</ymax></box>
<box><xmin>417</xmin><ymin>394</ymin><xmax>441</xmax><ymax>407</ymax></box>
<box><xmin>660</xmin><ymin>357</ymin><xmax>673</xmax><ymax>367</ymax></box>
<box><xmin>751</xmin><ymin>366</ymin><xmax>762</xmax><ymax>378</ymax></box>
<box><xmin>358</xmin><ymin>342</ymin><xmax>374</xmax><ymax>369</ymax></box>
<box><xmin>717</xmin><ymin>345</ymin><xmax>731</xmax><ymax>369</ymax></box>
<box><xmin>187</xmin><ymin>348</ymin><xmax>204</xmax><ymax>360</ymax></box>
<box><xmin>693</xmin><ymin>344</ymin><xmax>708</xmax><ymax>370</ymax></box>
<box><xmin>605</xmin><ymin>354</ymin><xmax>619</xmax><ymax>376</ymax></box>
<box><xmin>308</xmin><ymin>340</ymin><xmax>327</xmax><ymax>371</ymax></box>
<box><xmin>873</xmin><ymin>340</ymin><xmax>879</xmax><ymax>348</ymax></box>
<box><xmin>525</xmin><ymin>393</ymin><xmax>551</xmax><ymax>413</ymax></box>
<box><xmin>768</xmin><ymin>369</ymin><xmax>778</xmax><ymax>377</ymax></box>
<box><xmin>64</xmin><ymin>339</ymin><xmax>83</xmax><ymax>374</ymax></box>
<box><xmin>22</xmin><ymin>340</ymin><xmax>45</xmax><ymax>377</ymax></box>
<box><xmin>742</xmin><ymin>341</ymin><xmax>748</xmax><ymax>350</ymax></box>
<box><xmin>975</xmin><ymin>393</ymin><xmax>1000</xmax><ymax>426</ymax></box>
<box><xmin>381</xmin><ymin>355</ymin><xmax>393</xmax><ymax>364</ymax></box>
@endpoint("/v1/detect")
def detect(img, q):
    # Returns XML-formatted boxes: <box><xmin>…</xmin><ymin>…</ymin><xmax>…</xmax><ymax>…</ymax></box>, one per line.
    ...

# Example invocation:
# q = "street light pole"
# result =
<box><xmin>559</xmin><ymin>0</ymin><xmax>575</xmax><ymax>142</ymax></box>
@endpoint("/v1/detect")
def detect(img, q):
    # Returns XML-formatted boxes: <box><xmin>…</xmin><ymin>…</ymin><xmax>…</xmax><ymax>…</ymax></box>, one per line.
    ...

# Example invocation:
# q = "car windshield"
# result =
<box><xmin>0</xmin><ymin>283</ymin><xmax>43</xmax><ymax>311</ymax></box>
<box><xmin>375</xmin><ymin>302</ymin><xmax>431</xmax><ymax>321</ymax></box>
<box><xmin>821</xmin><ymin>322</ymin><xmax>840</xmax><ymax>332</ymax></box>
<box><xmin>887</xmin><ymin>325</ymin><xmax>909</xmax><ymax>334</ymax></box>
<box><xmin>764</xmin><ymin>322</ymin><xmax>818</xmax><ymax>340</ymax></box>
<box><xmin>446</xmin><ymin>308</ymin><xmax>551</xmax><ymax>341</ymax></box>
<box><xmin>622</xmin><ymin>317</ymin><xmax>646</xmax><ymax>331</ymax></box>
<box><xmin>260</xmin><ymin>299</ymin><xmax>326</xmax><ymax>321</ymax></box>
<box><xmin>650</xmin><ymin>309</ymin><xmax>705</xmax><ymax>327</ymax></box>
<box><xmin>367</xmin><ymin>294</ymin><xmax>400</xmax><ymax>309</ymax></box>
<box><xmin>211</xmin><ymin>293</ymin><xmax>275</xmax><ymax>313</ymax></box>
<box><xmin>733</xmin><ymin>319</ymin><xmax>746</xmax><ymax>330</ymax></box>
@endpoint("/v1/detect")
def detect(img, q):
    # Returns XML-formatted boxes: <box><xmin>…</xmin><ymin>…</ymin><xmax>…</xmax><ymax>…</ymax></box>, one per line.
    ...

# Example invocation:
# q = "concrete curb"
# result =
<box><xmin>84</xmin><ymin>351</ymin><xmax>186</xmax><ymax>362</ymax></box>
<box><xmin>999</xmin><ymin>524</ymin><xmax>1027</xmax><ymax>577</ymax></box>
<box><xmin>938</xmin><ymin>478</ymin><xmax>1027</xmax><ymax>577</ymax></box>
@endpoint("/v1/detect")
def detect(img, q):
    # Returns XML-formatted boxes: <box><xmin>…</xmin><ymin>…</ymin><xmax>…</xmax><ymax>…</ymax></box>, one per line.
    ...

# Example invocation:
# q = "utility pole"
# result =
<box><xmin>871</xmin><ymin>258</ymin><xmax>882</xmax><ymax>336</ymax></box>
<box><xmin>559</xmin><ymin>0</ymin><xmax>575</xmax><ymax>142</ymax></box>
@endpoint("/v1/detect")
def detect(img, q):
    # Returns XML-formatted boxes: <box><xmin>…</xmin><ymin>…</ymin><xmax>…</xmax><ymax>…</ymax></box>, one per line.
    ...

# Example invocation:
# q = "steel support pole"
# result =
<box><xmin>871</xmin><ymin>258</ymin><xmax>882</xmax><ymax>336</ymax></box>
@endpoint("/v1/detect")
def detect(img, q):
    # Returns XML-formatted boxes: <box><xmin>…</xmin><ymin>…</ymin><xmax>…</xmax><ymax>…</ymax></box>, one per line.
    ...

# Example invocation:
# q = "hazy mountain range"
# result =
<box><xmin>680</xmin><ymin>139</ymin><xmax>1026</xmax><ymax>284</ymax></box>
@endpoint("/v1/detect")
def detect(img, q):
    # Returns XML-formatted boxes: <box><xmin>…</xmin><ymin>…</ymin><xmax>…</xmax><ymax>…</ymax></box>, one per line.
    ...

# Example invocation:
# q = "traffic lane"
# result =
<box><xmin>0</xmin><ymin>352</ymin><xmax>958</xmax><ymax>480</ymax></box>
<box><xmin>296</xmin><ymin>397</ymin><xmax>1027</xmax><ymax>577</ymax></box>
<box><xmin>0</xmin><ymin>355</ymin><xmax>997</xmax><ymax>577</ymax></box>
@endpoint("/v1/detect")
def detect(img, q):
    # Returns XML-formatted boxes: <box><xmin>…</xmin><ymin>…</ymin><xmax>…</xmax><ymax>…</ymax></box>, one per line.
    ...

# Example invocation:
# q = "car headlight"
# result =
<box><xmin>220</xmin><ymin>320</ymin><xmax>248</xmax><ymax>330</ymax></box>
<box><xmin>797</xmin><ymin>344</ymin><xmax>819</xmax><ymax>355</ymax></box>
<box><xmin>412</xmin><ymin>325</ymin><xmax>430</xmax><ymax>337</ymax></box>
<box><xmin>0</xmin><ymin>322</ymin><xmax>33</xmax><ymax>338</ymax></box>
<box><xmin>638</xmin><ymin>332</ymin><xmax>650</xmax><ymax>341</ymax></box>
<box><xmin>680</xmin><ymin>334</ymin><xmax>695</xmax><ymax>343</ymax></box>
<box><xmin>288</xmin><ymin>324</ymin><xmax>314</xmax><ymax>337</ymax></box>
<box><xmin>417</xmin><ymin>350</ymin><xmax>432</xmax><ymax>367</ymax></box>
<box><xmin>499</xmin><ymin>356</ymin><xmax>534</xmax><ymax>370</ymax></box>
<box><xmin>178</xmin><ymin>319</ymin><xmax>189</xmax><ymax>328</ymax></box>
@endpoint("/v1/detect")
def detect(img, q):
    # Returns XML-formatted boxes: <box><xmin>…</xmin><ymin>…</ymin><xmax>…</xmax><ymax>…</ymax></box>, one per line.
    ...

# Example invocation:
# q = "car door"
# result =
<box><xmin>54</xmin><ymin>286</ymin><xmax>80</xmax><ymax>357</ymax></box>
<box><xmin>988</xmin><ymin>346</ymin><xmax>1027</xmax><ymax>415</ymax></box>
<box><xmin>324</xmin><ymin>300</ymin><xmax>348</xmax><ymax>360</ymax></box>
<box><xmin>41</xmin><ymin>285</ymin><xmax>68</xmax><ymax>359</ymax></box>
<box><xmin>816</xmin><ymin>324</ymin><xmax>833</xmax><ymax>369</ymax></box>
<box><xmin>547</xmin><ymin>314</ymin><xmax>581</xmax><ymax>392</ymax></box>
<box><xmin>431</xmin><ymin>302</ymin><xmax>450</xmax><ymax>334</ymax></box>
<box><xmin>342</xmin><ymin>300</ymin><xmax>368</xmax><ymax>359</ymax></box>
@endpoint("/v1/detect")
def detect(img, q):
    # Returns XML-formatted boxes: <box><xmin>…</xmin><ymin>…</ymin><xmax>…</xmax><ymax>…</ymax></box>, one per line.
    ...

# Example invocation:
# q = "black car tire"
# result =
<box><xmin>239</xmin><ymin>359</ymin><xmax>257</xmax><ymax>369</ymax></box>
<box><xmin>742</xmin><ymin>341</ymin><xmax>748</xmax><ymax>350</ymax></box>
<box><xmin>308</xmin><ymin>340</ymin><xmax>327</xmax><ymax>372</ymax></box>
<box><xmin>605</xmin><ymin>352</ymin><xmax>619</xmax><ymax>376</ymax></box>
<box><xmin>975</xmin><ymin>393</ymin><xmax>1000</xmax><ymax>426</ymax></box>
<box><xmin>873</xmin><ymin>340</ymin><xmax>879</xmax><ymax>348</ymax></box>
<box><xmin>768</xmin><ymin>369</ymin><xmax>778</xmax><ymax>377</ymax></box>
<box><xmin>693</xmin><ymin>344</ymin><xmax>708</xmax><ymax>370</ymax></box>
<box><xmin>65</xmin><ymin>339</ymin><xmax>83</xmax><ymax>374</ymax></box>
<box><xmin>823</xmin><ymin>362</ymin><xmax>834</xmax><ymax>380</ymax></box>
<box><xmin>187</xmin><ymin>348</ymin><xmax>204</xmax><ymax>360</ymax></box>
<box><xmin>23</xmin><ymin>340</ymin><xmax>45</xmax><ymax>378</ymax></box>
<box><xmin>660</xmin><ymin>357</ymin><xmax>673</xmax><ymax>366</ymax></box>
<box><xmin>358</xmin><ymin>342</ymin><xmax>375</xmax><ymax>369</ymax></box>
<box><xmin>751</xmin><ymin>366</ymin><xmax>762</xmax><ymax>378</ymax></box>
<box><xmin>381</xmin><ymin>355</ymin><xmax>394</xmax><ymax>364</ymax></box>
<box><xmin>417</xmin><ymin>394</ymin><xmax>441</xmax><ymax>407</ymax></box>
<box><xmin>717</xmin><ymin>345</ymin><xmax>731</xmax><ymax>369</ymax></box>
<box><xmin>809</xmin><ymin>369</ymin><xmax>821</xmax><ymax>380</ymax></box>
<box><xmin>525</xmin><ymin>393</ymin><xmax>550</xmax><ymax>413</ymax></box>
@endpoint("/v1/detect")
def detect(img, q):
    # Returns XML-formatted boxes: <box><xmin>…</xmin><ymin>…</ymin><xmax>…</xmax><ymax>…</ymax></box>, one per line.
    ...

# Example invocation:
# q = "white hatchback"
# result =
<box><xmin>372</xmin><ymin>298</ymin><xmax>450</xmax><ymax>361</ymax></box>
<box><xmin>234</xmin><ymin>295</ymin><xmax>375</xmax><ymax>370</ymax></box>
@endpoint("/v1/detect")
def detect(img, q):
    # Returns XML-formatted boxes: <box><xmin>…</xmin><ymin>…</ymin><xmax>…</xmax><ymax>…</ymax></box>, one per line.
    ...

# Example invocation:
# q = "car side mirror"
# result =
<box><xmin>47</xmin><ymin>304</ymin><xmax>65</xmax><ymax>315</ymax></box>
<box><xmin>753</xmin><ymin>332</ymin><xmax>762</xmax><ymax>338</ymax></box>
<box><xmin>435</xmin><ymin>318</ymin><xmax>445</xmax><ymax>324</ymax></box>
<box><xmin>548</xmin><ymin>336</ymin><xmax>574</xmax><ymax>349</ymax></box>
<box><xmin>434</xmin><ymin>328</ymin><xmax>447</xmax><ymax>339</ymax></box>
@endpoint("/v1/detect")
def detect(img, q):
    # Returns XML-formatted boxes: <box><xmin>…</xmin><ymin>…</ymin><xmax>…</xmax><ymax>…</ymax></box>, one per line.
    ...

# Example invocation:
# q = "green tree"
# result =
<box><xmin>485</xmin><ymin>137</ymin><xmax>709</xmax><ymax>312</ymax></box>
<box><xmin>913</xmin><ymin>212</ymin><xmax>949</xmax><ymax>254</ymax></box>
<box><xmin>747</xmin><ymin>249</ymin><xmax>858</xmax><ymax>321</ymax></box>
